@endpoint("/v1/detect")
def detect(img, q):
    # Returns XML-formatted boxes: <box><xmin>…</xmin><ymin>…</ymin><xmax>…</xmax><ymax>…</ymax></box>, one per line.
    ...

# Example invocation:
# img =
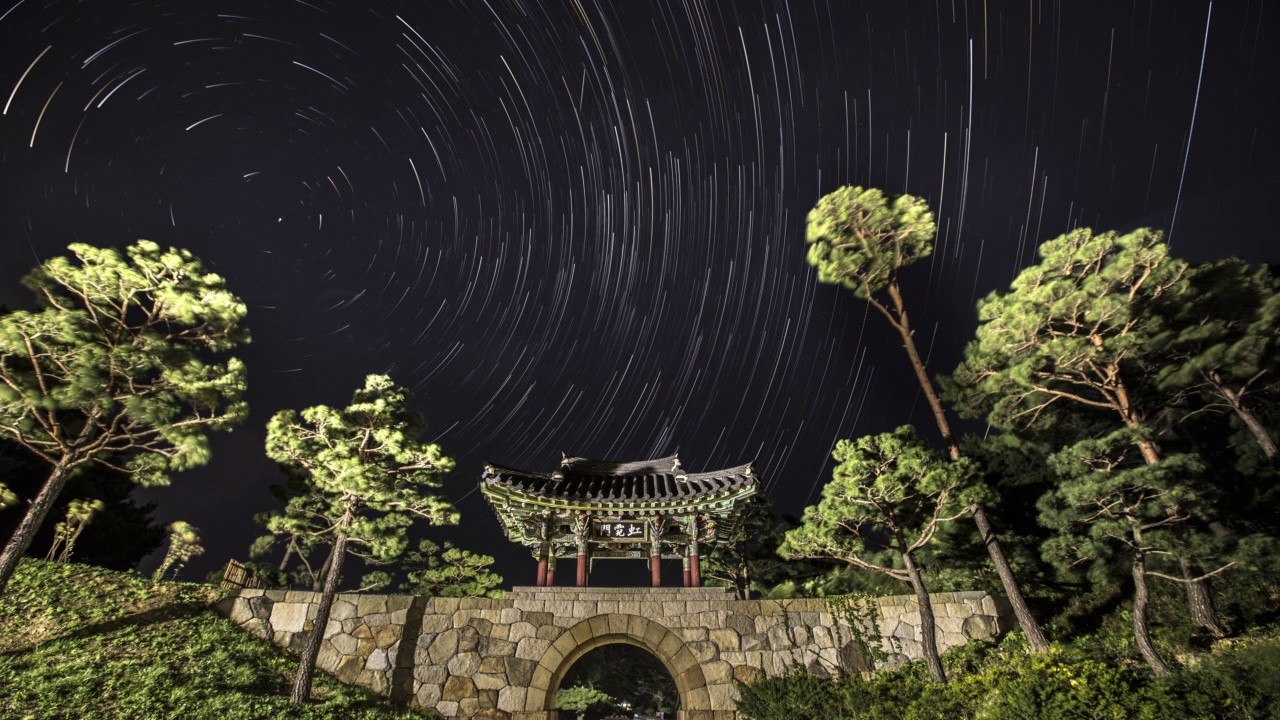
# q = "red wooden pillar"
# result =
<box><xmin>690</xmin><ymin>549</ymin><xmax>701</xmax><ymax>587</ymax></box>
<box><xmin>650</xmin><ymin>551</ymin><xmax>662</xmax><ymax>587</ymax></box>
<box><xmin>546</xmin><ymin>554</ymin><xmax>556</xmax><ymax>586</ymax></box>
<box><xmin>576</xmin><ymin>546</ymin><xmax>588</xmax><ymax>587</ymax></box>
<box><xmin>682</xmin><ymin>553</ymin><xmax>691</xmax><ymax>587</ymax></box>
<box><xmin>536</xmin><ymin>550</ymin><xmax>548</xmax><ymax>586</ymax></box>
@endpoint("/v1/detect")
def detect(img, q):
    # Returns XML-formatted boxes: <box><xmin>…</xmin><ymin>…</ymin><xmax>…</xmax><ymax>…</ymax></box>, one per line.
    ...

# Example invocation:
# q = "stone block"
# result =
<box><xmin>515</xmin><ymin>637</ymin><xmax>550</xmax><ymax>660</ymax></box>
<box><xmin>264</xmin><ymin>590</ymin><xmax>288</xmax><ymax>602</ymax></box>
<box><xmin>421</xmin><ymin>613</ymin><xmax>452</xmax><ymax>633</ymax></box>
<box><xmin>353</xmin><ymin>623</ymin><xmax>373</xmax><ymax>640</ymax></box>
<box><xmin>422</xmin><ymin>664</ymin><xmax>451</xmax><ymax>685</ymax></box>
<box><xmin>702</xmin><ymin>660</ymin><xmax>733</xmax><ymax>685</ymax></box>
<box><xmin>431</xmin><ymin>597</ymin><xmax>461</xmax><ymax>614</ymax></box>
<box><xmin>679</xmin><ymin>627</ymin><xmax>709</xmax><ymax>642</ymax></box>
<box><xmin>479</xmin><ymin>656</ymin><xmax>506</xmax><ymax>673</ymax></box>
<box><xmin>416</xmin><ymin>681</ymin><xmax>443</xmax><ymax>708</ymax></box>
<box><xmin>499</xmin><ymin>607</ymin><xmax>522</xmax><ymax>624</ymax></box>
<box><xmin>442</xmin><ymin>676</ymin><xmax>478</xmax><ymax>701</ymax></box>
<box><xmin>733</xmin><ymin>665</ymin><xmax>764</xmax><ymax>685</ymax></box>
<box><xmin>331</xmin><ymin>632</ymin><xmax>357</xmax><ymax>656</ymax></box>
<box><xmin>387</xmin><ymin>595</ymin><xmax>412</xmax><ymax>612</ymax></box>
<box><xmin>740</xmin><ymin>633</ymin><xmax>767</xmax><ymax>652</ymax></box>
<box><xmin>597</xmin><ymin>601</ymin><xmax>617</xmax><ymax>614</ymax></box>
<box><xmin>570</xmin><ymin>622</ymin><xmax>593</xmax><ymax>644</ymax></box>
<box><xmin>507</xmin><ymin>622</ymin><xmax>536</xmax><ymax>644</ymax></box>
<box><xmin>963</xmin><ymin>615</ymin><xmax>996</xmax><ymax>641</ymax></box>
<box><xmin>687</xmin><ymin>640</ymin><xmax>719</xmax><ymax>663</ymax></box>
<box><xmin>607</xmin><ymin>613</ymin><xmax>629</xmax><ymax>635</ymax></box>
<box><xmin>459</xmin><ymin>624</ymin><xmax>481</xmax><ymax>652</ymax></box>
<box><xmin>366</xmin><ymin>648</ymin><xmax>390</xmax><ymax>671</ymax></box>
<box><xmin>662</xmin><ymin>601</ymin><xmax>687</xmax><ymax>617</ymax></box>
<box><xmin>374</xmin><ymin>624</ymin><xmax>400</xmax><ymax>647</ymax></box>
<box><xmin>269</xmin><ymin>602</ymin><xmax>309</xmax><ymax>634</ymax></box>
<box><xmin>474</xmin><ymin>672</ymin><xmax>507</xmax><ymax>690</ymax></box>
<box><xmin>476</xmin><ymin>697</ymin><xmax>503</xmax><ymax>714</ymax></box>
<box><xmin>618</xmin><ymin>601</ymin><xmax>643</xmax><ymax>615</ymax></box>
<box><xmin>480</xmin><ymin>636</ymin><xmax>516</xmax><ymax>657</ymax></box>
<box><xmin>356</xmin><ymin>595</ymin><xmax>388</xmax><ymax>615</ymax></box>
<box><xmin>536</xmin><ymin>624</ymin><xmax>562</xmax><ymax>641</ymax></box>
<box><xmin>241</xmin><ymin>618</ymin><xmax>270</xmax><ymax>640</ymax></box>
<box><xmin>726</xmin><ymin>614</ymin><xmax>755</xmax><ymax>636</ymax></box>
<box><xmin>505</xmin><ymin>657</ymin><xmax>538</xmax><ymax>686</ymax></box>
<box><xmin>707</xmin><ymin>683</ymin><xmax>739</xmax><ymax>709</ymax></box>
<box><xmin>436</xmin><ymin>700</ymin><xmax>459</xmax><ymax>717</ymax></box>
<box><xmin>498</xmin><ymin>686</ymin><xmax>528</xmax><ymax>713</ymax></box>
<box><xmin>545</xmin><ymin>600</ymin><xmax>575</xmax><ymax>619</ymax></box>
<box><xmin>448</xmin><ymin>651</ymin><xmax>481</xmax><ymax>677</ymax></box>
<box><xmin>429</xmin><ymin>629</ymin><xmax>459</xmax><ymax>664</ymax></box>
<box><xmin>524</xmin><ymin>611</ymin><xmax>554</xmax><ymax>627</ymax></box>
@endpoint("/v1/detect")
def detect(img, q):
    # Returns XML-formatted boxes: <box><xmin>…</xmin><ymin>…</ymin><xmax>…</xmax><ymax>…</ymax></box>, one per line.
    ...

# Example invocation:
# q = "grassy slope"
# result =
<box><xmin>0</xmin><ymin>559</ymin><xmax>433</xmax><ymax>720</ymax></box>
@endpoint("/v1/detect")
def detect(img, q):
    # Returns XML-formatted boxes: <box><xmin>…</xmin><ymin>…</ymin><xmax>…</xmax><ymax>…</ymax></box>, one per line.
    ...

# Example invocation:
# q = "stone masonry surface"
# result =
<box><xmin>215</xmin><ymin>586</ymin><xmax>1014</xmax><ymax>720</ymax></box>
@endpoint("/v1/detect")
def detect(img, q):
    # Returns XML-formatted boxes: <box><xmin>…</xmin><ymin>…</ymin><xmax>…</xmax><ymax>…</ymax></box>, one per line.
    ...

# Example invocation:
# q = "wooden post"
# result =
<box><xmin>577</xmin><ymin>544</ymin><xmax>588</xmax><ymax>587</ymax></box>
<box><xmin>546</xmin><ymin>553</ymin><xmax>557</xmax><ymax>586</ymax></box>
<box><xmin>651</xmin><ymin>551</ymin><xmax>662</xmax><ymax>587</ymax></box>
<box><xmin>689</xmin><ymin>515</ymin><xmax>701</xmax><ymax>587</ymax></box>
<box><xmin>682</xmin><ymin>553</ymin><xmax>691</xmax><ymax>587</ymax></box>
<box><xmin>536</xmin><ymin>550</ymin><xmax>548</xmax><ymax>587</ymax></box>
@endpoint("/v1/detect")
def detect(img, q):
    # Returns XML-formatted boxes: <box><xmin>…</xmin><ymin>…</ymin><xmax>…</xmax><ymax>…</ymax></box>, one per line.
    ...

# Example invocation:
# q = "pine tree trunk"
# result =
<box><xmin>1212</xmin><ymin>375</ymin><xmax>1279</xmax><ymax>466</ymax></box>
<box><xmin>1181</xmin><ymin>556</ymin><xmax>1225</xmax><ymax>638</ymax></box>
<box><xmin>970</xmin><ymin>505</ymin><xmax>1051</xmax><ymax>652</ymax></box>
<box><xmin>0</xmin><ymin>457</ymin><xmax>75</xmax><ymax>596</ymax></box>
<box><xmin>1132</xmin><ymin>546</ymin><xmax>1170</xmax><ymax>677</ymax></box>
<box><xmin>279</xmin><ymin>535</ymin><xmax>297</xmax><ymax>573</ymax></box>
<box><xmin>291</xmin><ymin>511</ymin><xmax>350</xmax><ymax>704</ymax></box>
<box><xmin>902</xmin><ymin>551</ymin><xmax>946</xmax><ymax>683</ymax></box>
<box><xmin>1131</xmin><ymin>434</ymin><xmax>1226</xmax><ymax>636</ymax></box>
<box><xmin>884</xmin><ymin>281</ymin><xmax>1049</xmax><ymax>653</ymax></box>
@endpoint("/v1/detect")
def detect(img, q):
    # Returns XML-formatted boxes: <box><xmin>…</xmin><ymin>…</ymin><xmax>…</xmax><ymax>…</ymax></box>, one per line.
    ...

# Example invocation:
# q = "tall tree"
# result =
<box><xmin>1039</xmin><ymin>430</ymin><xmax>1232</xmax><ymax>675</ymax></box>
<box><xmin>805</xmin><ymin>185</ymin><xmax>1049</xmax><ymax>651</ymax></box>
<box><xmin>779</xmin><ymin>426</ymin><xmax>976</xmax><ymax>682</ymax></box>
<box><xmin>0</xmin><ymin>240</ymin><xmax>248</xmax><ymax>595</ymax></box>
<box><xmin>1150</xmin><ymin>258</ymin><xmax>1280</xmax><ymax>469</ymax></box>
<box><xmin>44</xmin><ymin>498</ymin><xmax>104</xmax><ymax>562</ymax></box>
<box><xmin>265</xmin><ymin>374</ymin><xmax>459</xmax><ymax>704</ymax></box>
<box><xmin>399</xmin><ymin>539</ymin><xmax>503</xmax><ymax>598</ymax></box>
<box><xmin>946</xmin><ymin>227</ymin><xmax>1226</xmax><ymax>636</ymax></box>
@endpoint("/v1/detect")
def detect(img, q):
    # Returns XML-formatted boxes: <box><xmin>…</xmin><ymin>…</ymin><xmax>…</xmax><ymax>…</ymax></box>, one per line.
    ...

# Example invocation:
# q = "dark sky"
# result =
<box><xmin>1</xmin><ymin>1</ymin><xmax>1276</xmax><ymax>587</ymax></box>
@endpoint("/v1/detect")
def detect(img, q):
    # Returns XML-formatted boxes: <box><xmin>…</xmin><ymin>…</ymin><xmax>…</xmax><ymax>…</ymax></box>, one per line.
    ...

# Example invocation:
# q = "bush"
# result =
<box><xmin>736</xmin><ymin>637</ymin><xmax>1280</xmax><ymax>720</ymax></box>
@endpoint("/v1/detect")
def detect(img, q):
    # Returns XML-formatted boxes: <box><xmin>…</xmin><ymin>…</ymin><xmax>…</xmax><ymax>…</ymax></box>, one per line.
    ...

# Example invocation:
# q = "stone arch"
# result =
<box><xmin>525</xmin><ymin>614</ymin><xmax>713</xmax><ymax>719</ymax></box>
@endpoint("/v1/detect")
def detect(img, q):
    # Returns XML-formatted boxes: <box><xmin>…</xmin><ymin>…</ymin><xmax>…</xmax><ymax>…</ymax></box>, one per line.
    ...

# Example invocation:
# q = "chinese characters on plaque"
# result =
<box><xmin>592</xmin><ymin>520</ymin><xmax>647</xmax><ymax>541</ymax></box>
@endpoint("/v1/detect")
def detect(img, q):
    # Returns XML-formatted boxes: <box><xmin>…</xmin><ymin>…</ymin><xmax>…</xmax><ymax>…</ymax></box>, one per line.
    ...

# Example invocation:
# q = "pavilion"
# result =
<box><xmin>480</xmin><ymin>454</ymin><xmax>759</xmax><ymax>587</ymax></box>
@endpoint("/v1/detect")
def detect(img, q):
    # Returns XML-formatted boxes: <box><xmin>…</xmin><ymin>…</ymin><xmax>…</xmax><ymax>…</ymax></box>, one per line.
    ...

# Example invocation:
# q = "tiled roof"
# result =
<box><xmin>482</xmin><ymin>456</ymin><xmax>756</xmax><ymax>504</ymax></box>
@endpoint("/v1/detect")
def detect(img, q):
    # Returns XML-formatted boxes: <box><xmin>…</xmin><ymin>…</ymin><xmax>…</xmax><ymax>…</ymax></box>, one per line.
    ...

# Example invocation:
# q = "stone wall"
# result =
<box><xmin>215</xmin><ymin>586</ymin><xmax>1013</xmax><ymax>719</ymax></box>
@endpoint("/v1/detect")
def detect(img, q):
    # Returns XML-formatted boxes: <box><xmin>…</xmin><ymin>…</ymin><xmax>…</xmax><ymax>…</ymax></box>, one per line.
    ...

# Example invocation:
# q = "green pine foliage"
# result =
<box><xmin>398</xmin><ymin>539</ymin><xmax>503</xmax><ymax>598</ymax></box>
<box><xmin>0</xmin><ymin>240</ymin><xmax>250</xmax><ymax>595</ymax></box>
<box><xmin>0</xmin><ymin>559</ymin><xmax>430</xmax><ymax>720</ymax></box>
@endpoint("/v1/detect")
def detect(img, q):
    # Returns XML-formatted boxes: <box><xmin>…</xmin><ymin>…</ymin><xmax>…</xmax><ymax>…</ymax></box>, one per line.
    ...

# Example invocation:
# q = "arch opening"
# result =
<box><xmin>554</xmin><ymin>642</ymin><xmax>680</xmax><ymax>719</ymax></box>
<box><xmin>528</xmin><ymin>614</ymin><xmax>712</xmax><ymax>720</ymax></box>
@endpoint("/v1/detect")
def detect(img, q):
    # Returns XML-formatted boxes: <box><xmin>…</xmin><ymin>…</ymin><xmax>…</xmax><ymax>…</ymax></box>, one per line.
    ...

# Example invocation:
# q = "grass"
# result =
<box><xmin>0</xmin><ymin>558</ymin><xmax>434</xmax><ymax>720</ymax></box>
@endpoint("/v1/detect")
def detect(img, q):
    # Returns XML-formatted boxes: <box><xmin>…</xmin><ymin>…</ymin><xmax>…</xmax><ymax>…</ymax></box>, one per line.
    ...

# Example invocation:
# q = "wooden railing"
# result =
<box><xmin>219</xmin><ymin>558</ymin><xmax>271</xmax><ymax>590</ymax></box>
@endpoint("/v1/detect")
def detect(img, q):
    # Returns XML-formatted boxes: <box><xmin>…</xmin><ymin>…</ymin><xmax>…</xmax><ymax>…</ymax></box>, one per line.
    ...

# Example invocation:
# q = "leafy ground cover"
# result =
<box><xmin>0</xmin><ymin>559</ymin><xmax>431</xmax><ymax>720</ymax></box>
<box><xmin>736</xmin><ymin>629</ymin><xmax>1280</xmax><ymax>720</ymax></box>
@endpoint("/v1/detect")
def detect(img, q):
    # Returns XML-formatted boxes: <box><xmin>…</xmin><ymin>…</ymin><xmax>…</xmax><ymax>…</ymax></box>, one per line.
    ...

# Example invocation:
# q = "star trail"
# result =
<box><xmin>0</xmin><ymin>0</ymin><xmax>1276</xmax><ymax>584</ymax></box>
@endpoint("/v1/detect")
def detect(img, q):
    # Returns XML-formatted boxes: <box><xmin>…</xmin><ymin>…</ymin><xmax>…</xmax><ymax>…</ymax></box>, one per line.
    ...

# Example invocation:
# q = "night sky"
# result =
<box><xmin>1</xmin><ymin>1</ymin><xmax>1276</xmax><ymax>587</ymax></box>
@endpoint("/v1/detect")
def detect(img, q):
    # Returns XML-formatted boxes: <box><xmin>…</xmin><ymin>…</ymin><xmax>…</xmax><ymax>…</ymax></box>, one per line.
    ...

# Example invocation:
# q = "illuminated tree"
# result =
<box><xmin>0</xmin><ymin>240</ymin><xmax>248</xmax><ymax>596</ymax></box>
<box><xmin>265</xmin><ymin>374</ymin><xmax>458</xmax><ymax>704</ymax></box>
<box><xmin>805</xmin><ymin>185</ymin><xmax>1048</xmax><ymax>651</ymax></box>
<box><xmin>151</xmin><ymin>520</ymin><xmax>204</xmax><ymax>583</ymax></box>
<box><xmin>400</xmin><ymin>539</ymin><xmax>503</xmax><ymax>598</ymax></box>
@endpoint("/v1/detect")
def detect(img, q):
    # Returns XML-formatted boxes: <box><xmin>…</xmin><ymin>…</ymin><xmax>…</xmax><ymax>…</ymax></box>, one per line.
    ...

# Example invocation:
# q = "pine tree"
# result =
<box><xmin>152</xmin><ymin>520</ymin><xmax>205</xmax><ymax>583</ymax></box>
<box><xmin>399</xmin><ymin>539</ymin><xmax>503</xmax><ymax>598</ymax></box>
<box><xmin>1039</xmin><ymin>430</ymin><xmax>1233</xmax><ymax>675</ymax></box>
<box><xmin>946</xmin><ymin>226</ymin><xmax>1227</xmax><ymax>636</ymax></box>
<box><xmin>265</xmin><ymin>374</ymin><xmax>459</xmax><ymax>704</ymax></box>
<box><xmin>780</xmin><ymin>426</ymin><xmax>977</xmax><ymax>682</ymax></box>
<box><xmin>0</xmin><ymin>240</ymin><xmax>248</xmax><ymax>595</ymax></box>
<box><xmin>805</xmin><ymin>185</ymin><xmax>1049</xmax><ymax>651</ymax></box>
<box><xmin>44</xmin><ymin>498</ymin><xmax>104</xmax><ymax>562</ymax></box>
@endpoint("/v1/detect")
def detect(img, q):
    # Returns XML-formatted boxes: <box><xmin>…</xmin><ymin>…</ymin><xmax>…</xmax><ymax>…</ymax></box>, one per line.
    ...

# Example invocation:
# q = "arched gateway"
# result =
<box><xmin>215</xmin><ymin>455</ymin><xmax>1015</xmax><ymax>718</ymax></box>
